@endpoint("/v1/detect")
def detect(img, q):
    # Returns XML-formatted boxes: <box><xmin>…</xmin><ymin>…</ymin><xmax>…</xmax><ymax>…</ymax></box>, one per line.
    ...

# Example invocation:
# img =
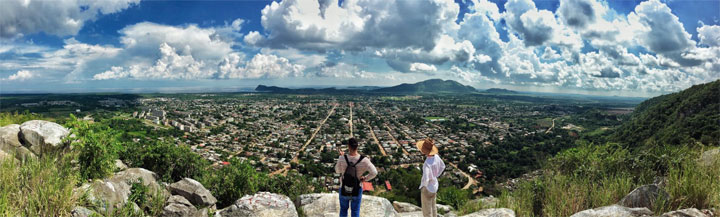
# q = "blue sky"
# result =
<box><xmin>1</xmin><ymin>0</ymin><xmax>719</xmax><ymax>97</ymax></box>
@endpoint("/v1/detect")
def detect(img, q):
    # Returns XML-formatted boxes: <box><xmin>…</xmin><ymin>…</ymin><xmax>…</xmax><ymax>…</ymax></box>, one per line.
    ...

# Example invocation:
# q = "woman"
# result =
<box><xmin>335</xmin><ymin>138</ymin><xmax>378</xmax><ymax>217</ymax></box>
<box><xmin>417</xmin><ymin>138</ymin><xmax>446</xmax><ymax>217</ymax></box>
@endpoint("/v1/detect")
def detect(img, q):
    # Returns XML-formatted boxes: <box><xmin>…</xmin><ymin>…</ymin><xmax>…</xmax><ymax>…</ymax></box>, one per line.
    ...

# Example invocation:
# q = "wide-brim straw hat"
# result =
<box><xmin>416</xmin><ymin>138</ymin><xmax>439</xmax><ymax>156</ymax></box>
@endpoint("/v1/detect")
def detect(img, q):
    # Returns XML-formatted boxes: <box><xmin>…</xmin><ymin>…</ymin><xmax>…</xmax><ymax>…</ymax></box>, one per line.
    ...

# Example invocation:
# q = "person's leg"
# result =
<box><xmin>421</xmin><ymin>187</ymin><xmax>431</xmax><ymax>217</ymax></box>
<box><xmin>429</xmin><ymin>189</ymin><xmax>437</xmax><ymax>217</ymax></box>
<box><xmin>339</xmin><ymin>191</ymin><xmax>350</xmax><ymax>217</ymax></box>
<box><xmin>350</xmin><ymin>188</ymin><xmax>363</xmax><ymax>217</ymax></box>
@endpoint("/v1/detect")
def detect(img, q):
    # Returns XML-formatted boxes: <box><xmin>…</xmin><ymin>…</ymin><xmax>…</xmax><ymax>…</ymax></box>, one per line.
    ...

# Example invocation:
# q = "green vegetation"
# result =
<box><xmin>0</xmin><ymin>152</ymin><xmax>79</xmax><ymax>216</ymax></box>
<box><xmin>0</xmin><ymin>110</ymin><xmax>44</xmax><ymax>126</ymax></box>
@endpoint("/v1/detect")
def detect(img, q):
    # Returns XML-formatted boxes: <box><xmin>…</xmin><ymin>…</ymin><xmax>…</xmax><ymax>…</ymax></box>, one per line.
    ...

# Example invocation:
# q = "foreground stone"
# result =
<box><xmin>169</xmin><ymin>178</ymin><xmax>217</xmax><ymax>207</ymax></box>
<box><xmin>299</xmin><ymin>193</ymin><xmax>398</xmax><ymax>217</ymax></box>
<box><xmin>81</xmin><ymin>168</ymin><xmax>163</xmax><ymax>213</ymax></box>
<box><xmin>393</xmin><ymin>201</ymin><xmax>421</xmax><ymax>213</ymax></box>
<box><xmin>618</xmin><ymin>184</ymin><xmax>669</xmax><ymax>209</ymax></box>
<box><xmin>162</xmin><ymin>195</ymin><xmax>207</xmax><ymax>217</ymax></box>
<box><xmin>19</xmin><ymin>120</ymin><xmax>70</xmax><ymax>155</ymax></box>
<box><xmin>699</xmin><ymin>148</ymin><xmax>720</xmax><ymax>167</ymax></box>
<box><xmin>0</xmin><ymin>124</ymin><xmax>36</xmax><ymax>160</ymax></box>
<box><xmin>660</xmin><ymin>208</ymin><xmax>710</xmax><ymax>217</ymax></box>
<box><xmin>462</xmin><ymin>208</ymin><xmax>515</xmax><ymax>217</ymax></box>
<box><xmin>437</xmin><ymin>204</ymin><xmax>453</xmax><ymax>213</ymax></box>
<box><xmin>570</xmin><ymin>205</ymin><xmax>654</xmax><ymax>217</ymax></box>
<box><xmin>71</xmin><ymin>206</ymin><xmax>98</xmax><ymax>217</ymax></box>
<box><xmin>217</xmin><ymin>192</ymin><xmax>296</xmax><ymax>217</ymax></box>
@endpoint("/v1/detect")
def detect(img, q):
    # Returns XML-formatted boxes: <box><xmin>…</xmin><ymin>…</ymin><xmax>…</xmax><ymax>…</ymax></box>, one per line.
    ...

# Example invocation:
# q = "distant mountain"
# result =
<box><xmin>485</xmin><ymin>88</ymin><xmax>518</xmax><ymax>94</ymax></box>
<box><xmin>372</xmin><ymin>79</ymin><xmax>476</xmax><ymax>94</ymax></box>
<box><xmin>612</xmin><ymin>79</ymin><xmax>719</xmax><ymax>146</ymax></box>
<box><xmin>256</xmin><ymin>79</ymin><xmax>476</xmax><ymax>94</ymax></box>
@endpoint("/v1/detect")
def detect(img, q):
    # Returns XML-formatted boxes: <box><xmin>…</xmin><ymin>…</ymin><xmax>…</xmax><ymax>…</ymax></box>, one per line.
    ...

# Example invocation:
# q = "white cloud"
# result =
<box><xmin>698</xmin><ymin>24</ymin><xmax>720</xmax><ymax>47</ymax></box>
<box><xmin>557</xmin><ymin>0</ymin><xmax>607</xmax><ymax>29</ymax></box>
<box><xmin>0</xmin><ymin>0</ymin><xmax>139</xmax><ymax>39</ymax></box>
<box><xmin>409</xmin><ymin>63</ymin><xmax>438</xmax><ymax>72</ymax></box>
<box><xmin>631</xmin><ymin>0</ymin><xmax>694</xmax><ymax>54</ymax></box>
<box><xmin>219</xmin><ymin>53</ymin><xmax>305</xmax><ymax>79</ymax></box>
<box><xmin>5</xmin><ymin>70</ymin><xmax>33</xmax><ymax>81</ymax></box>
<box><xmin>248</xmin><ymin>0</ymin><xmax>459</xmax><ymax>51</ymax></box>
<box><xmin>541</xmin><ymin>46</ymin><xmax>562</xmax><ymax>60</ymax></box>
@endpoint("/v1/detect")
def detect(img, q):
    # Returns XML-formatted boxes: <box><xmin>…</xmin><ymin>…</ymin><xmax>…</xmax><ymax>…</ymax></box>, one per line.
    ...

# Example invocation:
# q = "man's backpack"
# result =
<box><xmin>341</xmin><ymin>154</ymin><xmax>365</xmax><ymax>196</ymax></box>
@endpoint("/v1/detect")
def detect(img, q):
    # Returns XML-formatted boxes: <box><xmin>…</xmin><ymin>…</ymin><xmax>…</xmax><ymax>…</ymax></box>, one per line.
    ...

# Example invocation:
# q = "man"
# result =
<box><xmin>417</xmin><ymin>138</ymin><xmax>445</xmax><ymax>217</ymax></box>
<box><xmin>335</xmin><ymin>138</ymin><xmax>378</xmax><ymax>217</ymax></box>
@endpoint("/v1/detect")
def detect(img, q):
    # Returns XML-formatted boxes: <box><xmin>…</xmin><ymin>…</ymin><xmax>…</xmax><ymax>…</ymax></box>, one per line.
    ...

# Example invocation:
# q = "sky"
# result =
<box><xmin>0</xmin><ymin>0</ymin><xmax>719</xmax><ymax>97</ymax></box>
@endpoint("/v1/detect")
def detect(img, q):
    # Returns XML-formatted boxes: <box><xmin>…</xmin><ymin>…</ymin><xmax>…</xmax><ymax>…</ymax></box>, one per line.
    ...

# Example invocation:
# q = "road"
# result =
<box><xmin>384</xmin><ymin>124</ymin><xmax>409</xmax><ymax>155</ymax></box>
<box><xmin>349</xmin><ymin>103</ymin><xmax>353</xmax><ymax>136</ymax></box>
<box><xmin>271</xmin><ymin>104</ymin><xmax>337</xmax><ymax>176</ymax></box>
<box><xmin>545</xmin><ymin>118</ymin><xmax>556</xmax><ymax>134</ymax></box>
<box><xmin>367</xmin><ymin>122</ymin><xmax>387</xmax><ymax>156</ymax></box>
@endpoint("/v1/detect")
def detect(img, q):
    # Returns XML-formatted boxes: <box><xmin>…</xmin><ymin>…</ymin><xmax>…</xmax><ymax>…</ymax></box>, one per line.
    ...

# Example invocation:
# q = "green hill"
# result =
<box><xmin>612</xmin><ymin>80</ymin><xmax>720</xmax><ymax>146</ymax></box>
<box><xmin>372</xmin><ymin>79</ymin><xmax>477</xmax><ymax>94</ymax></box>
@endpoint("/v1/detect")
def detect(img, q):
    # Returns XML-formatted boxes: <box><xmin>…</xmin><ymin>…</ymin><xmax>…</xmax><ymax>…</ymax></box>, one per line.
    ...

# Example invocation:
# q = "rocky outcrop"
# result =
<box><xmin>81</xmin><ymin>168</ymin><xmax>163</xmax><ymax>213</ymax></box>
<box><xmin>115</xmin><ymin>159</ymin><xmax>128</xmax><ymax>171</ymax></box>
<box><xmin>699</xmin><ymin>148</ymin><xmax>719</xmax><ymax>167</ymax></box>
<box><xmin>217</xmin><ymin>192</ymin><xmax>297</xmax><ymax>217</ymax></box>
<box><xmin>71</xmin><ymin>206</ymin><xmax>98</xmax><ymax>217</ymax></box>
<box><xmin>618</xmin><ymin>184</ymin><xmax>669</xmax><ymax>209</ymax></box>
<box><xmin>162</xmin><ymin>195</ymin><xmax>207</xmax><ymax>217</ymax></box>
<box><xmin>299</xmin><ymin>193</ymin><xmax>398</xmax><ymax>217</ymax></box>
<box><xmin>570</xmin><ymin>205</ymin><xmax>654</xmax><ymax>217</ymax></box>
<box><xmin>169</xmin><ymin>178</ymin><xmax>217</xmax><ymax>207</ymax></box>
<box><xmin>462</xmin><ymin>208</ymin><xmax>516</xmax><ymax>217</ymax></box>
<box><xmin>19</xmin><ymin>120</ymin><xmax>70</xmax><ymax>155</ymax></box>
<box><xmin>393</xmin><ymin>201</ymin><xmax>421</xmax><ymax>212</ymax></box>
<box><xmin>660</xmin><ymin>208</ymin><xmax>710</xmax><ymax>217</ymax></box>
<box><xmin>437</xmin><ymin>204</ymin><xmax>453</xmax><ymax>213</ymax></box>
<box><xmin>0</xmin><ymin>124</ymin><xmax>36</xmax><ymax>160</ymax></box>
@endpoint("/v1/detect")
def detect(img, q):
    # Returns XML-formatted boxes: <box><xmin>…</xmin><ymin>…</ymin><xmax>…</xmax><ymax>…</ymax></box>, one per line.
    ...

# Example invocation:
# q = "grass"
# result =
<box><xmin>494</xmin><ymin>148</ymin><xmax>720</xmax><ymax>217</ymax></box>
<box><xmin>0</xmin><ymin>152</ymin><xmax>79</xmax><ymax>216</ymax></box>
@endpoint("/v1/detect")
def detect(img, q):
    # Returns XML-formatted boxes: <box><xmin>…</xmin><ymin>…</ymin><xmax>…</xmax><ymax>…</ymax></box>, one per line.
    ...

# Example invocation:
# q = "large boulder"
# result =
<box><xmin>169</xmin><ymin>178</ymin><xmax>217</xmax><ymax>207</ymax></box>
<box><xmin>461</xmin><ymin>208</ymin><xmax>516</xmax><ymax>217</ymax></box>
<box><xmin>162</xmin><ymin>195</ymin><xmax>206</xmax><ymax>217</ymax></box>
<box><xmin>570</xmin><ymin>205</ymin><xmax>654</xmax><ymax>217</ymax></box>
<box><xmin>660</xmin><ymin>208</ymin><xmax>710</xmax><ymax>217</ymax></box>
<box><xmin>0</xmin><ymin>124</ymin><xmax>35</xmax><ymax>160</ymax></box>
<box><xmin>217</xmin><ymin>192</ymin><xmax>297</xmax><ymax>217</ymax></box>
<box><xmin>618</xmin><ymin>184</ymin><xmax>669</xmax><ymax>209</ymax></box>
<box><xmin>393</xmin><ymin>201</ymin><xmax>421</xmax><ymax>213</ymax></box>
<box><xmin>71</xmin><ymin>206</ymin><xmax>98</xmax><ymax>217</ymax></box>
<box><xmin>81</xmin><ymin>168</ymin><xmax>163</xmax><ymax>213</ymax></box>
<box><xmin>19</xmin><ymin>120</ymin><xmax>70</xmax><ymax>155</ymax></box>
<box><xmin>699</xmin><ymin>148</ymin><xmax>720</xmax><ymax>167</ymax></box>
<box><xmin>299</xmin><ymin>193</ymin><xmax>398</xmax><ymax>217</ymax></box>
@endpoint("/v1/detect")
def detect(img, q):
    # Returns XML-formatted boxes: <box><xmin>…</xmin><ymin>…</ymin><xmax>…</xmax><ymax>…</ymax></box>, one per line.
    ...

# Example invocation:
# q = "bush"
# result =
<box><xmin>66</xmin><ymin>115</ymin><xmax>123</xmax><ymax>180</ymax></box>
<box><xmin>200</xmin><ymin>158</ymin><xmax>268</xmax><ymax>207</ymax></box>
<box><xmin>121</xmin><ymin>139</ymin><xmax>209</xmax><ymax>183</ymax></box>
<box><xmin>437</xmin><ymin>186</ymin><xmax>471</xmax><ymax>210</ymax></box>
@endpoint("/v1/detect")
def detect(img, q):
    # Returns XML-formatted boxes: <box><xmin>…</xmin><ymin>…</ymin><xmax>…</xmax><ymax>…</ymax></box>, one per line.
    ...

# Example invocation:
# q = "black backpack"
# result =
<box><xmin>341</xmin><ymin>154</ymin><xmax>365</xmax><ymax>196</ymax></box>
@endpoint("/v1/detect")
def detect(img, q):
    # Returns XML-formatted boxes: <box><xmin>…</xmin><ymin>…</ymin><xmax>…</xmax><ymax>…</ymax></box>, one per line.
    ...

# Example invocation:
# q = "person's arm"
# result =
<box><xmin>435</xmin><ymin>156</ymin><xmax>446</xmax><ymax>178</ymax></box>
<box><xmin>361</xmin><ymin>159</ymin><xmax>378</xmax><ymax>182</ymax></box>
<box><xmin>335</xmin><ymin>155</ymin><xmax>346</xmax><ymax>175</ymax></box>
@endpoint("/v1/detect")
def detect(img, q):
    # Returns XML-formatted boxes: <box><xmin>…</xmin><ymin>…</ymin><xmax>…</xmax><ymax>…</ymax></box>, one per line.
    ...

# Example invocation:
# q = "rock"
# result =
<box><xmin>0</xmin><ymin>150</ymin><xmax>12</xmax><ymax>162</ymax></box>
<box><xmin>299</xmin><ymin>193</ymin><xmax>398</xmax><ymax>217</ymax></box>
<box><xmin>393</xmin><ymin>201</ymin><xmax>421</xmax><ymax>213</ymax></box>
<box><xmin>618</xmin><ymin>184</ymin><xmax>669</xmax><ymax>209</ymax></box>
<box><xmin>162</xmin><ymin>195</ymin><xmax>202</xmax><ymax>217</ymax></box>
<box><xmin>169</xmin><ymin>178</ymin><xmax>217</xmax><ymax>207</ymax></box>
<box><xmin>19</xmin><ymin>120</ymin><xmax>70</xmax><ymax>155</ymax></box>
<box><xmin>437</xmin><ymin>204</ymin><xmax>453</xmax><ymax>213</ymax></box>
<box><xmin>217</xmin><ymin>192</ymin><xmax>297</xmax><ymax>217</ymax></box>
<box><xmin>699</xmin><ymin>148</ymin><xmax>720</xmax><ymax>167</ymax></box>
<box><xmin>570</xmin><ymin>205</ymin><xmax>654</xmax><ymax>217</ymax></box>
<box><xmin>461</xmin><ymin>208</ymin><xmax>516</xmax><ymax>217</ymax></box>
<box><xmin>0</xmin><ymin>124</ymin><xmax>35</xmax><ymax>160</ymax></box>
<box><xmin>71</xmin><ymin>206</ymin><xmax>98</xmax><ymax>217</ymax></box>
<box><xmin>115</xmin><ymin>159</ymin><xmax>128</xmax><ymax>171</ymax></box>
<box><xmin>398</xmin><ymin>211</ymin><xmax>425</xmax><ymax>217</ymax></box>
<box><xmin>81</xmin><ymin>168</ymin><xmax>163</xmax><ymax>213</ymax></box>
<box><xmin>660</xmin><ymin>208</ymin><xmax>710</xmax><ymax>217</ymax></box>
